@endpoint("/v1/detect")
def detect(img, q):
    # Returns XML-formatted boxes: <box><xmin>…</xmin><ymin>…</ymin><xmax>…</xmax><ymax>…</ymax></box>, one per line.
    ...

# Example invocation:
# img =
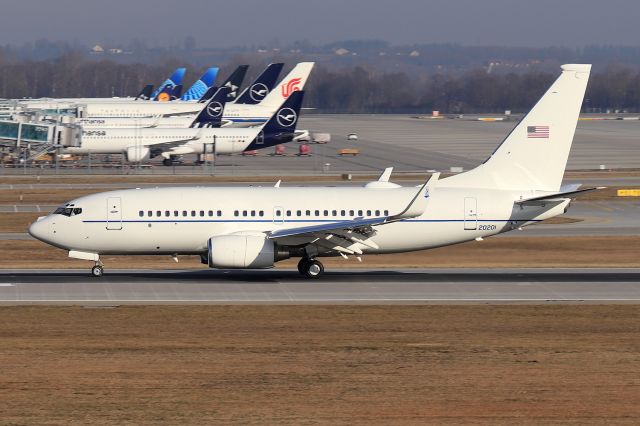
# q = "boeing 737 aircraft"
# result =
<box><xmin>64</xmin><ymin>90</ymin><xmax>304</xmax><ymax>162</ymax></box>
<box><xmin>29</xmin><ymin>65</ymin><xmax>595</xmax><ymax>278</ymax></box>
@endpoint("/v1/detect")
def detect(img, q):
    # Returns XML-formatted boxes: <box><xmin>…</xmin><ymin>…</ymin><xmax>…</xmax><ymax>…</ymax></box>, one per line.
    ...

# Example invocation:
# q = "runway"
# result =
<box><xmin>0</xmin><ymin>268</ymin><xmax>639</xmax><ymax>304</ymax></box>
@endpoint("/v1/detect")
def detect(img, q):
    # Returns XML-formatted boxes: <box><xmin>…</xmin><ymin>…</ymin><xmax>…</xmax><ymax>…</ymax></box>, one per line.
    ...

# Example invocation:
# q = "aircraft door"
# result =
<box><xmin>273</xmin><ymin>206</ymin><xmax>284</xmax><ymax>224</ymax></box>
<box><xmin>464</xmin><ymin>197</ymin><xmax>477</xmax><ymax>230</ymax></box>
<box><xmin>106</xmin><ymin>197</ymin><xmax>123</xmax><ymax>230</ymax></box>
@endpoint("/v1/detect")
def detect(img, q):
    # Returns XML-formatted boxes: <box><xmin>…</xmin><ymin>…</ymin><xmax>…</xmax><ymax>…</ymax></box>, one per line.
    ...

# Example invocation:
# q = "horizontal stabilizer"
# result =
<box><xmin>516</xmin><ymin>186</ymin><xmax>605</xmax><ymax>204</ymax></box>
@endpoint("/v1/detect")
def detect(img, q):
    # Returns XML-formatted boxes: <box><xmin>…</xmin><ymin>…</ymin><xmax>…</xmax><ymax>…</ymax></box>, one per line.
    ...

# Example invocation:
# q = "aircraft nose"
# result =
<box><xmin>28</xmin><ymin>217</ymin><xmax>49</xmax><ymax>241</ymax></box>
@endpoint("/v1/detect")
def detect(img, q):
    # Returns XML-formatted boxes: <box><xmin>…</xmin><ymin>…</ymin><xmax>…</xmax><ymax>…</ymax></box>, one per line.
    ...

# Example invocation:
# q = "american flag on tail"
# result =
<box><xmin>527</xmin><ymin>125</ymin><xmax>549</xmax><ymax>138</ymax></box>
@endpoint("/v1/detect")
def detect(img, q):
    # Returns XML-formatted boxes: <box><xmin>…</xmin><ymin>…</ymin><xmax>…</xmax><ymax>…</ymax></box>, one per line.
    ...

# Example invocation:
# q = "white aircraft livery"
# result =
<box><xmin>29</xmin><ymin>64</ymin><xmax>595</xmax><ymax>278</ymax></box>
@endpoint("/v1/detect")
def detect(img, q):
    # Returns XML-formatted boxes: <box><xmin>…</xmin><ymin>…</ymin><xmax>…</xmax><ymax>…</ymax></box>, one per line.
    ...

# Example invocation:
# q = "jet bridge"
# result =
<box><xmin>0</xmin><ymin>120</ymin><xmax>82</xmax><ymax>148</ymax></box>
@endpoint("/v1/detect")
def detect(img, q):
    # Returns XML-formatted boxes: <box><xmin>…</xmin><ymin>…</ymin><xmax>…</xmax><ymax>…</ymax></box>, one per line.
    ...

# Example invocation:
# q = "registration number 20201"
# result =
<box><xmin>478</xmin><ymin>224</ymin><xmax>497</xmax><ymax>231</ymax></box>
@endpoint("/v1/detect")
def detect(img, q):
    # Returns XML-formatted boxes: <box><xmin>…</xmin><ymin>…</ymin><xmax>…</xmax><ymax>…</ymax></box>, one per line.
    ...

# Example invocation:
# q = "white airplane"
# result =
<box><xmin>28</xmin><ymin>64</ymin><xmax>597</xmax><ymax>279</ymax></box>
<box><xmin>63</xmin><ymin>90</ymin><xmax>305</xmax><ymax>162</ymax></box>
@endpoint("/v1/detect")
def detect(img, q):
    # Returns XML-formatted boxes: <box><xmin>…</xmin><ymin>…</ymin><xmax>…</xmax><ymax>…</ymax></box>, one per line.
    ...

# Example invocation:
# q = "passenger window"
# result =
<box><xmin>384</xmin><ymin>210</ymin><xmax>389</xmax><ymax>216</ymax></box>
<box><xmin>243</xmin><ymin>211</ymin><xmax>248</xmax><ymax>217</ymax></box>
<box><xmin>165</xmin><ymin>211</ymin><xmax>170</xmax><ymax>217</ymax></box>
<box><xmin>147</xmin><ymin>211</ymin><xmax>152</xmax><ymax>217</ymax></box>
<box><xmin>191</xmin><ymin>211</ymin><xmax>196</xmax><ymax>217</ymax></box>
<box><xmin>358</xmin><ymin>210</ymin><xmax>363</xmax><ymax>216</ymax></box>
<box><xmin>324</xmin><ymin>210</ymin><xmax>328</xmax><ymax>216</ymax></box>
<box><xmin>367</xmin><ymin>210</ymin><xmax>372</xmax><ymax>216</ymax></box>
<box><xmin>174</xmin><ymin>211</ymin><xmax>178</xmax><ymax>217</ymax></box>
<box><xmin>139</xmin><ymin>210</ymin><xmax>144</xmax><ymax>217</ymax></box>
<box><xmin>251</xmin><ymin>210</ymin><xmax>256</xmax><ymax>217</ymax></box>
<box><xmin>341</xmin><ymin>210</ymin><xmax>346</xmax><ymax>216</ymax></box>
<box><xmin>200</xmin><ymin>210</ymin><xmax>205</xmax><ymax>217</ymax></box>
<box><xmin>156</xmin><ymin>211</ymin><xmax>161</xmax><ymax>217</ymax></box>
<box><xmin>375</xmin><ymin>210</ymin><xmax>380</xmax><ymax>216</ymax></box>
<box><xmin>259</xmin><ymin>211</ymin><xmax>264</xmax><ymax>217</ymax></box>
<box><xmin>217</xmin><ymin>210</ymin><xmax>222</xmax><ymax>217</ymax></box>
<box><xmin>349</xmin><ymin>210</ymin><xmax>354</xmax><ymax>216</ymax></box>
<box><xmin>234</xmin><ymin>210</ymin><xmax>239</xmax><ymax>217</ymax></box>
<box><xmin>306</xmin><ymin>210</ymin><xmax>311</xmax><ymax>216</ymax></box>
<box><xmin>208</xmin><ymin>210</ymin><xmax>213</xmax><ymax>217</ymax></box>
<box><xmin>286</xmin><ymin>210</ymin><xmax>291</xmax><ymax>217</ymax></box>
<box><xmin>296</xmin><ymin>210</ymin><xmax>302</xmax><ymax>217</ymax></box>
<box><xmin>332</xmin><ymin>210</ymin><xmax>337</xmax><ymax>216</ymax></box>
<box><xmin>315</xmin><ymin>210</ymin><xmax>320</xmax><ymax>216</ymax></box>
<box><xmin>182</xmin><ymin>211</ymin><xmax>187</xmax><ymax>217</ymax></box>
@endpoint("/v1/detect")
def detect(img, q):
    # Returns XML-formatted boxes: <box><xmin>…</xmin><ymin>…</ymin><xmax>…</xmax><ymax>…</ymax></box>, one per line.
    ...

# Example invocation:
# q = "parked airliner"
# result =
<box><xmin>29</xmin><ymin>64</ymin><xmax>597</xmax><ymax>278</ymax></box>
<box><xmin>64</xmin><ymin>90</ymin><xmax>305</xmax><ymax>162</ymax></box>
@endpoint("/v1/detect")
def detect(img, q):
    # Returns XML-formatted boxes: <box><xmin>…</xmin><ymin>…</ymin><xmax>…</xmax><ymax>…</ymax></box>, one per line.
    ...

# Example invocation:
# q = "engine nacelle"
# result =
<box><xmin>125</xmin><ymin>145</ymin><xmax>150</xmax><ymax>162</ymax></box>
<box><xmin>208</xmin><ymin>235</ymin><xmax>282</xmax><ymax>269</ymax></box>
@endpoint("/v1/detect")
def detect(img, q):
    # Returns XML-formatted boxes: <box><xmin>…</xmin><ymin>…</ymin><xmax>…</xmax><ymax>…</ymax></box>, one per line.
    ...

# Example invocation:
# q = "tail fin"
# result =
<box><xmin>442</xmin><ymin>64</ymin><xmax>591</xmax><ymax>192</ymax></box>
<box><xmin>260</xmin><ymin>90</ymin><xmax>304</xmax><ymax>141</ymax></box>
<box><xmin>135</xmin><ymin>84</ymin><xmax>154</xmax><ymax>100</ymax></box>
<box><xmin>234</xmin><ymin>63</ymin><xmax>285</xmax><ymax>105</ymax></box>
<box><xmin>170</xmin><ymin>84</ymin><xmax>183</xmax><ymax>100</ymax></box>
<box><xmin>151</xmin><ymin>67</ymin><xmax>186</xmax><ymax>99</ymax></box>
<box><xmin>182</xmin><ymin>67</ymin><xmax>219</xmax><ymax>101</ymax></box>
<box><xmin>190</xmin><ymin>87</ymin><xmax>229</xmax><ymax>128</ymax></box>
<box><xmin>197</xmin><ymin>86</ymin><xmax>217</xmax><ymax>103</ymax></box>
<box><xmin>220</xmin><ymin>65</ymin><xmax>249</xmax><ymax>102</ymax></box>
<box><xmin>260</xmin><ymin>62</ymin><xmax>314</xmax><ymax>108</ymax></box>
<box><xmin>154</xmin><ymin>85</ymin><xmax>173</xmax><ymax>102</ymax></box>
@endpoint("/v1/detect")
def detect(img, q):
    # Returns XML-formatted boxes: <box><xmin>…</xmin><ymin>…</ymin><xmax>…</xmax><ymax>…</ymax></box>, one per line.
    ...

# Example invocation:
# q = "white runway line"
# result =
<box><xmin>0</xmin><ymin>283</ymin><xmax>15</xmax><ymax>287</ymax></box>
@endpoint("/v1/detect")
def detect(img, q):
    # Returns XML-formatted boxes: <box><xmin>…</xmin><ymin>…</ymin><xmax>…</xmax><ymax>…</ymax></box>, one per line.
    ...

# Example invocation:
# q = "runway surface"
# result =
<box><xmin>0</xmin><ymin>268</ymin><xmax>638</xmax><ymax>304</ymax></box>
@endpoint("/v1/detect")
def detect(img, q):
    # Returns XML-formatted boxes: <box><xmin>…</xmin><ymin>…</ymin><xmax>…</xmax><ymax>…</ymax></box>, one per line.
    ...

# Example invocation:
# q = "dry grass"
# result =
<box><xmin>1</xmin><ymin>236</ymin><xmax>639</xmax><ymax>269</ymax></box>
<box><xmin>0</xmin><ymin>305</ymin><xmax>639</xmax><ymax>424</ymax></box>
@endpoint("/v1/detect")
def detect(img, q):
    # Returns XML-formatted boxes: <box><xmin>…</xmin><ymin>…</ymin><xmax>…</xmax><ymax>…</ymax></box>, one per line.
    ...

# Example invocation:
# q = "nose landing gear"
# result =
<box><xmin>297</xmin><ymin>258</ymin><xmax>324</xmax><ymax>279</ymax></box>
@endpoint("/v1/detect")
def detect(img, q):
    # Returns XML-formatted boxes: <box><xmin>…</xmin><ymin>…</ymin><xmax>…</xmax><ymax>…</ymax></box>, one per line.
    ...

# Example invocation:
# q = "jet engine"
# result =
<box><xmin>207</xmin><ymin>235</ymin><xmax>289</xmax><ymax>269</ymax></box>
<box><xmin>125</xmin><ymin>145</ymin><xmax>150</xmax><ymax>162</ymax></box>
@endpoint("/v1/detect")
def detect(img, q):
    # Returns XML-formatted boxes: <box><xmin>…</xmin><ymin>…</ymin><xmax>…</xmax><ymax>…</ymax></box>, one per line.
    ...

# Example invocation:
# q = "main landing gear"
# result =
<box><xmin>297</xmin><ymin>258</ymin><xmax>324</xmax><ymax>279</ymax></box>
<box><xmin>91</xmin><ymin>262</ymin><xmax>104</xmax><ymax>277</ymax></box>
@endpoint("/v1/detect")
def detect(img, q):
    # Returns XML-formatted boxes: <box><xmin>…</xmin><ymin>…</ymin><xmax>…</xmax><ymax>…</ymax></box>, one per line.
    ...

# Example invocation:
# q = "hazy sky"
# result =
<box><xmin>2</xmin><ymin>0</ymin><xmax>639</xmax><ymax>48</ymax></box>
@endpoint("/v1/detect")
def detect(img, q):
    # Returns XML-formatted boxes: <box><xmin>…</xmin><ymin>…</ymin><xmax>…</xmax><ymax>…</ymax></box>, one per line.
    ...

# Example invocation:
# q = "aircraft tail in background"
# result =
<box><xmin>234</xmin><ymin>63</ymin><xmax>284</xmax><ymax>105</ymax></box>
<box><xmin>181</xmin><ymin>67</ymin><xmax>219</xmax><ymax>101</ymax></box>
<box><xmin>150</xmin><ymin>67</ymin><xmax>186</xmax><ymax>99</ymax></box>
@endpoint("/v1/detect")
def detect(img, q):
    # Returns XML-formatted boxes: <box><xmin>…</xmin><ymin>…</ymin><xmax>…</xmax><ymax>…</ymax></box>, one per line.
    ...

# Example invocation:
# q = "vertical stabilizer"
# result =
<box><xmin>260</xmin><ymin>62</ymin><xmax>314</xmax><ymax>107</ymax></box>
<box><xmin>182</xmin><ymin>67</ymin><xmax>219</xmax><ymax>101</ymax></box>
<box><xmin>443</xmin><ymin>64</ymin><xmax>591</xmax><ymax>191</ymax></box>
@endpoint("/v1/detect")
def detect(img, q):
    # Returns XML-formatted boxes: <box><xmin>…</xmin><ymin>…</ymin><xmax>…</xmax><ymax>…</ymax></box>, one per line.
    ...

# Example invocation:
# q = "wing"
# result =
<box><xmin>266</xmin><ymin>173</ymin><xmax>439</xmax><ymax>256</ymax></box>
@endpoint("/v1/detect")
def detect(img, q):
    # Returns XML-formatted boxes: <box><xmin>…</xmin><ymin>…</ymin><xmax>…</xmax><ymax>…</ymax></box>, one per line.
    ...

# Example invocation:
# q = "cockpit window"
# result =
<box><xmin>53</xmin><ymin>207</ymin><xmax>82</xmax><ymax>217</ymax></box>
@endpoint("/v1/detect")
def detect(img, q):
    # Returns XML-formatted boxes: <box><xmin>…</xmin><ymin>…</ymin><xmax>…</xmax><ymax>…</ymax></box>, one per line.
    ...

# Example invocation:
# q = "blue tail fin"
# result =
<box><xmin>154</xmin><ymin>85</ymin><xmax>173</xmax><ymax>102</ymax></box>
<box><xmin>220</xmin><ymin>65</ymin><xmax>249</xmax><ymax>102</ymax></box>
<box><xmin>234</xmin><ymin>63</ymin><xmax>284</xmax><ymax>105</ymax></box>
<box><xmin>191</xmin><ymin>87</ymin><xmax>230</xmax><ymax>128</ymax></box>
<box><xmin>182</xmin><ymin>67</ymin><xmax>219</xmax><ymax>101</ymax></box>
<box><xmin>135</xmin><ymin>84</ymin><xmax>154</xmax><ymax>100</ymax></box>
<box><xmin>248</xmin><ymin>90</ymin><xmax>304</xmax><ymax>149</ymax></box>
<box><xmin>151</xmin><ymin>67</ymin><xmax>186</xmax><ymax>99</ymax></box>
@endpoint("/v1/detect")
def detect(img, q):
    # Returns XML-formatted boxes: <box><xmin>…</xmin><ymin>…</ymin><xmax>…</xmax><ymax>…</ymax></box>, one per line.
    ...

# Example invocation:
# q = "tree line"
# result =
<box><xmin>1</xmin><ymin>53</ymin><xmax>639</xmax><ymax>113</ymax></box>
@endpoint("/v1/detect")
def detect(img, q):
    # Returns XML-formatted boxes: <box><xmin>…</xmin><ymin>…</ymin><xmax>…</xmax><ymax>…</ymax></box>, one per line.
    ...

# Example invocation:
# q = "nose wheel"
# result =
<box><xmin>91</xmin><ymin>264</ymin><xmax>104</xmax><ymax>277</ymax></box>
<box><xmin>297</xmin><ymin>258</ymin><xmax>324</xmax><ymax>279</ymax></box>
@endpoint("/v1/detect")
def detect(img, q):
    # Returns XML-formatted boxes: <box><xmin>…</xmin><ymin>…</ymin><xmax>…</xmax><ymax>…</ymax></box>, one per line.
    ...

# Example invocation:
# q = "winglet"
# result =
<box><xmin>274</xmin><ymin>180</ymin><xmax>281</xmax><ymax>188</ymax></box>
<box><xmin>388</xmin><ymin>173</ymin><xmax>438</xmax><ymax>221</ymax></box>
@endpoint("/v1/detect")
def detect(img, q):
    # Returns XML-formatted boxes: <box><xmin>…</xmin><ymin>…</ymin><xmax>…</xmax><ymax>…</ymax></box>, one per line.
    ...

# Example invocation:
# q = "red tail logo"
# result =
<box><xmin>281</xmin><ymin>77</ymin><xmax>302</xmax><ymax>98</ymax></box>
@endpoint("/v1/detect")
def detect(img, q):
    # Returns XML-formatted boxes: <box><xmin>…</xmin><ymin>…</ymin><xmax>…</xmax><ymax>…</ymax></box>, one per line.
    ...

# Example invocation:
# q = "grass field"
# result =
<box><xmin>0</xmin><ymin>305</ymin><xmax>639</xmax><ymax>424</ymax></box>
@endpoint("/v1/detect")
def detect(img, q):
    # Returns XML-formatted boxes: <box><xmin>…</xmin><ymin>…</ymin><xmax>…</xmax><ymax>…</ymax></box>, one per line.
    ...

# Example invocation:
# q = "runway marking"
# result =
<box><xmin>2</xmin><ymin>299</ymin><xmax>640</xmax><ymax>303</ymax></box>
<box><xmin>0</xmin><ymin>283</ymin><xmax>15</xmax><ymax>287</ymax></box>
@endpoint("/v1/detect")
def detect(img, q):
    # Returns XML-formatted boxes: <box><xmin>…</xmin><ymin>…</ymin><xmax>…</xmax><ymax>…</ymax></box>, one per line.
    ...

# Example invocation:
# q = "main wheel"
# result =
<box><xmin>304</xmin><ymin>259</ymin><xmax>324</xmax><ymax>279</ymax></box>
<box><xmin>162</xmin><ymin>158</ymin><xmax>172</xmax><ymax>166</ymax></box>
<box><xmin>297</xmin><ymin>258</ymin><xmax>309</xmax><ymax>275</ymax></box>
<box><xmin>91</xmin><ymin>265</ymin><xmax>104</xmax><ymax>277</ymax></box>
